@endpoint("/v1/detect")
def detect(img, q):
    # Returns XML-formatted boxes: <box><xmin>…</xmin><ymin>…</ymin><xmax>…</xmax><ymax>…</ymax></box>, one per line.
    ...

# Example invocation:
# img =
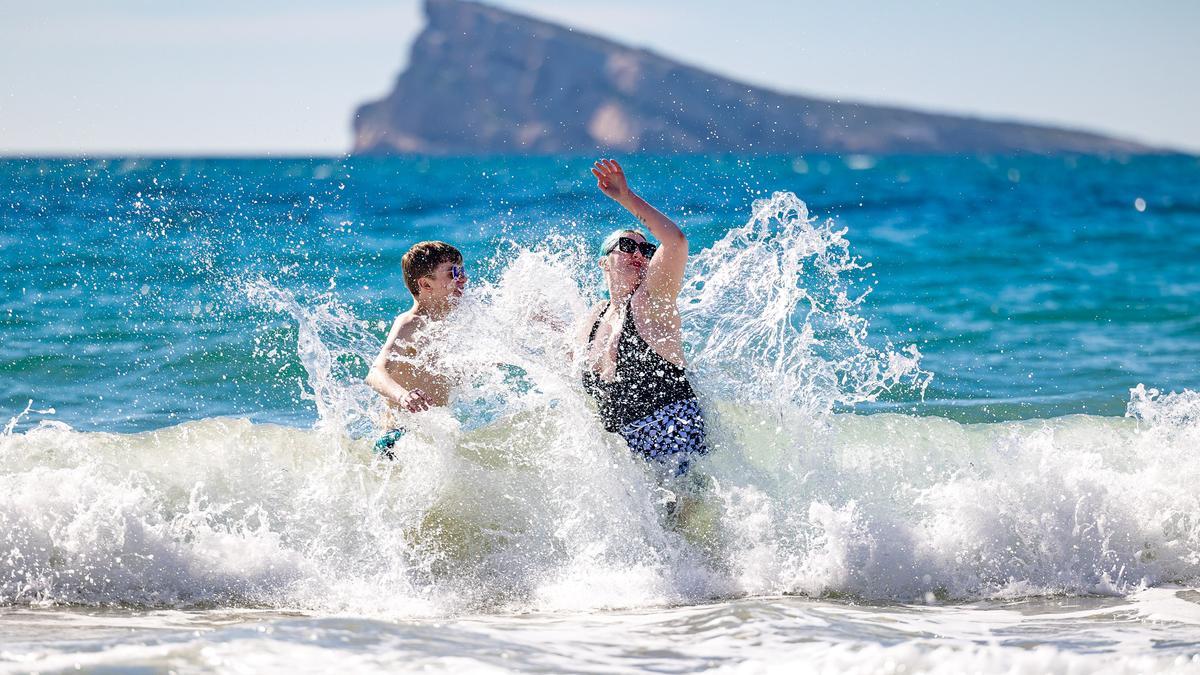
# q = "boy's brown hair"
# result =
<box><xmin>401</xmin><ymin>241</ymin><xmax>463</xmax><ymax>297</ymax></box>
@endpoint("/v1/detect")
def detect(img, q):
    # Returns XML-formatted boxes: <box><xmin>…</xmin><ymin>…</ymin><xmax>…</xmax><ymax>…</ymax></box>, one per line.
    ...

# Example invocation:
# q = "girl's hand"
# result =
<box><xmin>591</xmin><ymin>158</ymin><xmax>631</xmax><ymax>203</ymax></box>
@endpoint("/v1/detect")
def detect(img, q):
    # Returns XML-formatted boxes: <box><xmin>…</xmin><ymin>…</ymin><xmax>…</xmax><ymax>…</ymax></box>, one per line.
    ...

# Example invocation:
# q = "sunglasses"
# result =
<box><xmin>605</xmin><ymin>236</ymin><xmax>657</xmax><ymax>259</ymax></box>
<box><xmin>427</xmin><ymin>265</ymin><xmax>464</xmax><ymax>282</ymax></box>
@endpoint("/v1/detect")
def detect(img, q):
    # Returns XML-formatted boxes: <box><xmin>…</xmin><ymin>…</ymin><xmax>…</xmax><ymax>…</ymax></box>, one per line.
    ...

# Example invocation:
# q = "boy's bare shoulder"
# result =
<box><xmin>389</xmin><ymin>311</ymin><xmax>430</xmax><ymax>347</ymax></box>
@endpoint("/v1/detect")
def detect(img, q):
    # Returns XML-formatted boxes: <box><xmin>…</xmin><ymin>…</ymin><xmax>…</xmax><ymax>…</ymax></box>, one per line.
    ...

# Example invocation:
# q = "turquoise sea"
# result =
<box><xmin>2</xmin><ymin>155</ymin><xmax>1200</xmax><ymax>673</ymax></box>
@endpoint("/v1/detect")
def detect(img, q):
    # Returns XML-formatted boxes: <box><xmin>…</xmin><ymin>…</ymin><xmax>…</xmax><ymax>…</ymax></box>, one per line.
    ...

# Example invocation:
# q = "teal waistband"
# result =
<box><xmin>373</xmin><ymin>428</ymin><xmax>405</xmax><ymax>459</ymax></box>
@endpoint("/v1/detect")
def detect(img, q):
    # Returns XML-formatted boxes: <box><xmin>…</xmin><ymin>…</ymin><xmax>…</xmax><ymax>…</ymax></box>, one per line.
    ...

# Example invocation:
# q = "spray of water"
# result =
<box><xmin>3</xmin><ymin>193</ymin><xmax>1198</xmax><ymax>614</ymax></box>
<box><xmin>681</xmin><ymin>192</ymin><xmax>929</xmax><ymax>416</ymax></box>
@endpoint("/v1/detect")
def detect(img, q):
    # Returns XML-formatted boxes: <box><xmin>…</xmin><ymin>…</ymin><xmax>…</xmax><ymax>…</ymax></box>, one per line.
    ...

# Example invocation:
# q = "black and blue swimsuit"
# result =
<box><xmin>583</xmin><ymin>300</ymin><xmax>709</xmax><ymax>476</ymax></box>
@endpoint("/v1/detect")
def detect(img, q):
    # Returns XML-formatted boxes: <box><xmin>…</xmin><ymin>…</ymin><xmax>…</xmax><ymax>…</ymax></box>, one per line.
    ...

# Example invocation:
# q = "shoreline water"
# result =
<box><xmin>4</xmin><ymin>590</ymin><xmax>1199</xmax><ymax>673</ymax></box>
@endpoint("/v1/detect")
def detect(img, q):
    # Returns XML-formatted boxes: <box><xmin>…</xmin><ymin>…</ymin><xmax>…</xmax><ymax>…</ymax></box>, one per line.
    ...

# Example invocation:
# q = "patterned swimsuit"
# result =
<box><xmin>583</xmin><ymin>300</ymin><xmax>709</xmax><ymax>476</ymax></box>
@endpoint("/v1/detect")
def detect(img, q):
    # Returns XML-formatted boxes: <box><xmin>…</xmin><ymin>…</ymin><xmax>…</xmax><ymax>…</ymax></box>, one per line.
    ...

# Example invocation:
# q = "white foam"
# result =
<box><xmin>6</xmin><ymin>596</ymin><xmax>1199</xmax><ymax>674</ymax></box>
<box><xmin>2</xmin><ymin>194</ymin><xmax>1197</xmax><ymax>615</ymax></box>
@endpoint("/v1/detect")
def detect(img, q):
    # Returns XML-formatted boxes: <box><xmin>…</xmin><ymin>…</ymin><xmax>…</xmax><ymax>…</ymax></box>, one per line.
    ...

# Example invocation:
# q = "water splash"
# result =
<box><xmin>682</xmin><ymin>192</ymin><xmax>930</xmax><ymax>418</ymax></box>
<box><xmin>4</xmin><ymin>193</ymin><xmax>1198</xmax><ymax>614</ymax></box>
<box><xmin>240</xmin><ymin>278</ymin><xmax>380</xmax><ymax>436</ymax></box>
<box><xmin>1127</xmin><ymin>384</ymin><xmax>1200</xmax><ymax>432</ymax></box>
<box><xmin>2</xmin><ymin>400</ymin><xmax>56</xmax><ymax>438</ymax></box>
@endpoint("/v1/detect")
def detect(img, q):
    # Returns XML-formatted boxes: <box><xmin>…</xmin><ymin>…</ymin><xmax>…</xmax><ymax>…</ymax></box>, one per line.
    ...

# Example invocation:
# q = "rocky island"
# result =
<box><xmin>352</xmin><ymin>0</ymin><xmax>1151</xmax><ymax>155</ymax></box>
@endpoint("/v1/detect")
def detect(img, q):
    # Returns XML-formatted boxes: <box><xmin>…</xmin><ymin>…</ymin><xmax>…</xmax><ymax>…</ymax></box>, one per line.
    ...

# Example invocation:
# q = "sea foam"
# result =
<box><xmin>2</xmin><ymin>193</ymin><xmax>1197</xmax><ymax>615</ymax></box>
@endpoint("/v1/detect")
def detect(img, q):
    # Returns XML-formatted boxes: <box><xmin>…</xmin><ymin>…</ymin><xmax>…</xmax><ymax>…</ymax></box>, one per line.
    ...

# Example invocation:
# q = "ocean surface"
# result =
<box><xmin>2</xmin><ymin>155</ymin><xmax>1200</xmax><ymax>672</ymax></box>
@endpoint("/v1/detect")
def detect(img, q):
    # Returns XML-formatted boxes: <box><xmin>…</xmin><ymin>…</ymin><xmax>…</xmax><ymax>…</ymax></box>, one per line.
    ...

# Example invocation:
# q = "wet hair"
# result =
<box><xmin>401</xmin><ymin>241</ymin><xmax>463</xmax><ymax>297</ymax></box>
<box><xmin>600</xmin><ymin>228</ymin><xmax>648</xmax><ymax>256</ymax></box>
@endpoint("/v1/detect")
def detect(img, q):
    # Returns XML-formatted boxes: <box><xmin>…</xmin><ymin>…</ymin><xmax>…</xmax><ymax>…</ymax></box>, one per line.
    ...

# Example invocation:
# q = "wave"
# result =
<box><xmin>2</xmin><ymin>398</ymin><xmax>1198</xmax><ymax>613</ymax></box>
<box><xmin>2</xmin><ymin>192</ymin><xmax>1196</xmax><ymax>614</ymax></box>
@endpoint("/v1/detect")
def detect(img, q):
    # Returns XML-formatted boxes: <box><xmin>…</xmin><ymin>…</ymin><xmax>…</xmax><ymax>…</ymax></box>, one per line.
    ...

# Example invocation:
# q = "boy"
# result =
<box><xmin>365</xmin><ymin>241</ymin><xmax>467</xmax><ymax>458</ymax></box>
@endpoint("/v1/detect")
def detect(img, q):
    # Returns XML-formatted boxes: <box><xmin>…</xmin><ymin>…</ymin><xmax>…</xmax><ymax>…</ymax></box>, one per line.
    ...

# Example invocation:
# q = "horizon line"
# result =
<box><xmin>2</xmin><ymin>150</ymin><xmax>1196</xmax><ymax>161</ymax></box>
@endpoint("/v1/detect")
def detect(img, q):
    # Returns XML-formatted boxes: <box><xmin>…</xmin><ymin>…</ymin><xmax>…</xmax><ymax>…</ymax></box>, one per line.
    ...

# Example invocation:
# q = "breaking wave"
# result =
<box><xmin>2</xmin><ymin>193</ymin><xmax>1197</xmax><ymax>615</ymax></box>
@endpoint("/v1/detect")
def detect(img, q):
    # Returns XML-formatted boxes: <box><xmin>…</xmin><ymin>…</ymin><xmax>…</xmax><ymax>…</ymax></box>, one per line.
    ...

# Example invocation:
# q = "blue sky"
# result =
<box><xmin>1</xmin><ymin>0</ymin><xmax>1196</xmax><ymax>154</ymax></box>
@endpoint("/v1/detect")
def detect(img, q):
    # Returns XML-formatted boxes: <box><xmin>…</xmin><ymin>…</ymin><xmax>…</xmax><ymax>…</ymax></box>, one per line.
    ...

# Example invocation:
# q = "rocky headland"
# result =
<box><xmin>352</xmin><ymin>0</ymin><xmax>1152</xmax><ymax>155</ymax></box>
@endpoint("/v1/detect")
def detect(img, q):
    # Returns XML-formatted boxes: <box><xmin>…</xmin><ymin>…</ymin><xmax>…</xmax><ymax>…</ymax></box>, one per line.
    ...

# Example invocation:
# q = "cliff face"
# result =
<box><xmin>352</xmin><ymin>0</ymin><xmax>1150</xmax><ymax>155</ymax></box>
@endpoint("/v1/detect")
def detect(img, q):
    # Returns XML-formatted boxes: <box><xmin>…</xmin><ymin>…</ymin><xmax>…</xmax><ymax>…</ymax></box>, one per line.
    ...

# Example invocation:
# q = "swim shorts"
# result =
<box><xmin>617</xmin><ymin>397</ymin><xmax>709</xmax><ymax>477</ymax></box>
<box><xmin>373</xmin><ymin>428</ymin><xmax>405</xmax><ymax>460</ymax></box>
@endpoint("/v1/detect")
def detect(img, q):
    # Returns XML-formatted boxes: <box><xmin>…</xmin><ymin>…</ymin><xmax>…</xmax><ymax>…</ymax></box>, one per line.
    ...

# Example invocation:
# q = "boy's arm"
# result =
<box><xmin>365</xmin><ymin>316</ymin><xmax>433</xmax><ymax>412</ymax></box>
